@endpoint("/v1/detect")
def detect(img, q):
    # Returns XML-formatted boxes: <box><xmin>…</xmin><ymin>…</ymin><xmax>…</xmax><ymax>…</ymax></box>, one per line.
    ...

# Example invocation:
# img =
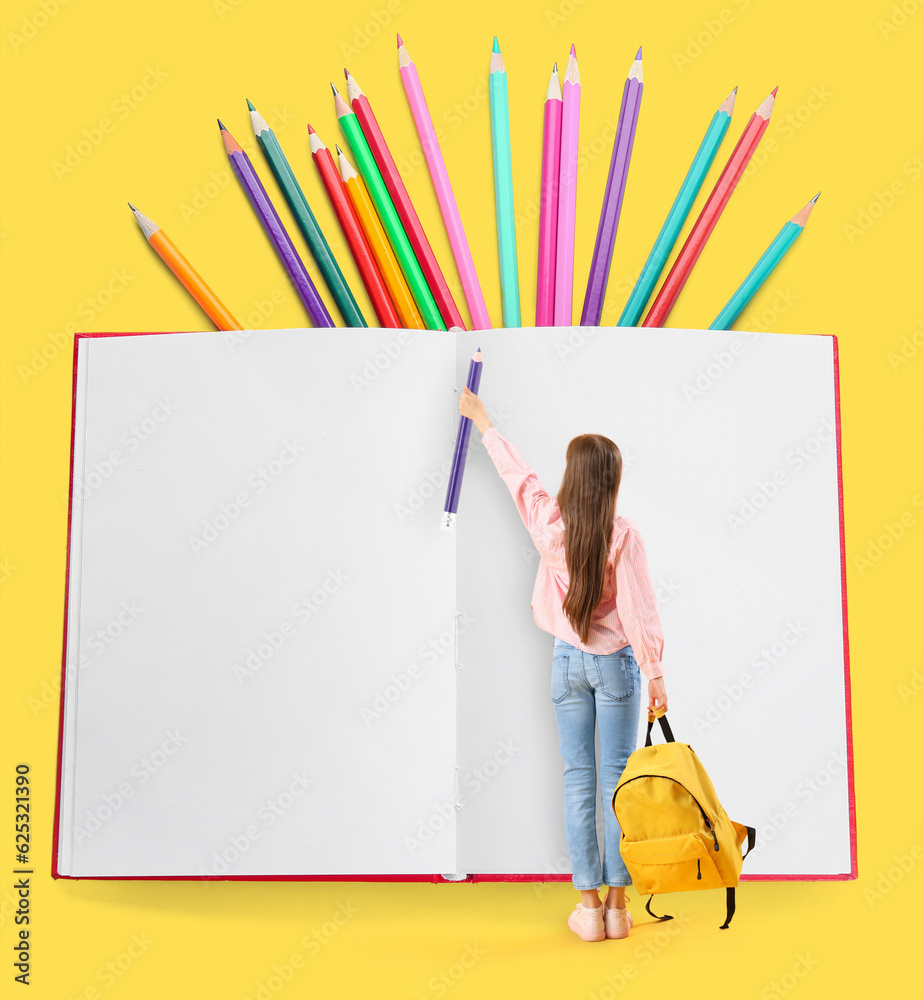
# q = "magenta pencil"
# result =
<box><xmin>554</xmin><ymin>45</ymin><xmax>580</xmax><ymax>326</ymax></box>
<box><xmin>536</xmin><ymin>64</ymin><xmax>563</xmax><ymax>326</ymax></box>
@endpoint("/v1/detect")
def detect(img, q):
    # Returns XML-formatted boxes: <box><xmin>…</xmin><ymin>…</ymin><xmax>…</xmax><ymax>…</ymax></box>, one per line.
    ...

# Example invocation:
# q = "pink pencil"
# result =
<box><xmin>536</xmin><ymin>63</ymin><xmax>562</xmax><ymax>326</ymax></box>
<box><xmin>554</xmin><ymin>44</ymin><xmax>580</xmax><ymax>326</ymax></box>
<box><xmin>397</xmin><ymin>34</ymin><xmax>492</xmax><ymax>330</ymax></box>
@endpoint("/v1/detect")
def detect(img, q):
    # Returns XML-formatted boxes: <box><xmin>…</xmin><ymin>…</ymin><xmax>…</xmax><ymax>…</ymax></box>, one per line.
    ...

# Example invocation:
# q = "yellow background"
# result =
<box><xmin>2</xmin><ymin>0</ymin><xmax>921</xmax><ymax>996</ymax></box>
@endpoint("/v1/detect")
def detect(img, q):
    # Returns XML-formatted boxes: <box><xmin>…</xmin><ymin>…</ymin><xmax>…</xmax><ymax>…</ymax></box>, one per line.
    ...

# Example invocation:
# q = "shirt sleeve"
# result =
<box><xmin>480</xmin><ymin>426</ymin><xmax>555</xmax><ymax>547</ymax></box>
<box><xmin>613</xmin><ymin>519</ymin><xmax>665</xmax><ymax>681</ymax></box>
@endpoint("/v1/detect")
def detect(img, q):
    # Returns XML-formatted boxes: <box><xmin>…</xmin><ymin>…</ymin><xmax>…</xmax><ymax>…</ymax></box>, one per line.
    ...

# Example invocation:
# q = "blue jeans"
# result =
<box><xmin>551</xmin><ymin>637</ymin><xmax>642</xmax><ymax>890</ymax></box>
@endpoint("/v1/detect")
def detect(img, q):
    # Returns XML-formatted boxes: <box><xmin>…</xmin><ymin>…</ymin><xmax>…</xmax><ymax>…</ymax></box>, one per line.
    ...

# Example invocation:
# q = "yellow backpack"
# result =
<box><xmin>612</xmin><ymin>708</ymin><xmax>756</xmax><ymax>928</ymax></box>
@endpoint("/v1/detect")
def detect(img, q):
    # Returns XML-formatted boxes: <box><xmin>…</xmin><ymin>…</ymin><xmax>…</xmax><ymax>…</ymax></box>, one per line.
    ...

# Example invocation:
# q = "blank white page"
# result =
<box><xmin>58</xmin><ymin>328</ymin><xmax>457</xmax><ymax>877</ymax></box>
<box><xmin>455</xmin><ymin>327</ymin><xmax>851</xmax><ymax>879</ymax></box>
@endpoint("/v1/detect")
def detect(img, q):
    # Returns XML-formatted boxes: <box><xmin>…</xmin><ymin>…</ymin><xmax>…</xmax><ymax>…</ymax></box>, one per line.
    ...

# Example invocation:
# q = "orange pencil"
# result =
<box><xmin>128</xmin><ymin>204</ymin><xmax>241</xmax><ymax>330</ymax></box>
<box><xmin>335</xmin><ymin>146</ymin><xmax>424</xmax><ymax>330</ymax></box>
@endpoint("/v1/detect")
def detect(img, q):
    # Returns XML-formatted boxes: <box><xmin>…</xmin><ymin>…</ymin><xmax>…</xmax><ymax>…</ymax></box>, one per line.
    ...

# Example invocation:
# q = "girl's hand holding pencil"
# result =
<box><xmin>459</xmin><ymin>386</ymin><xmax>491</xmax><ymax>434</ymax></box>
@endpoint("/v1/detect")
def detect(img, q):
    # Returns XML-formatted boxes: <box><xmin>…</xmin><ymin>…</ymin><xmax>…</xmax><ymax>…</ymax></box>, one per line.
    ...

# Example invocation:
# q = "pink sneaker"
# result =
<box><xmin>603</xmin><ymin>895</ymin><xmax>632</xmax><ymax>939</ymax></box>
<box><xmin>567</xmin><ymin>901</ymin><xmax>606</xmax><ymax>942</ymax></box>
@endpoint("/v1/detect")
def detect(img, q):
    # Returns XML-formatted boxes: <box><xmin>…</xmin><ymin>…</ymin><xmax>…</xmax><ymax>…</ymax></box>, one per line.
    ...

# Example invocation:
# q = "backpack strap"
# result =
<box><xmin>719</xmin><ymin>887</ymin><xmax>736</xmax><ymax>929</ymax></box>
<box><xmin>644</xmin><ymin>710</ymin><xmax>675</xmax><ymax>747</ymax></box>
<box><xmin>644</xmin><ymin>894</ymin><xmax>673</xmax><ymax>922</ymax></box>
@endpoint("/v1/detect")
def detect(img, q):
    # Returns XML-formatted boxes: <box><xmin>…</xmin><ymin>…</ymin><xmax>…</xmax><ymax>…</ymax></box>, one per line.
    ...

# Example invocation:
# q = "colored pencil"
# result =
<box><xmin>129</xmin><ymin>203</ymin><xmax>241</xmax><ymax>331</ymax></box>
<box><xmin>536</xmin><ymin>62</ymin><xmax>562</xmax><ymax>326</ymax></box>
<box><xmin>308</xmin><ymin>126</ymin><xmax>400</xmax><ymax>329</ymax></box>
<box><xmin>248</xmin><ymin>100</ymin><xmax>366</xmax><ymax>328</ymax></box>
<box><xmin>218</xmin><ymin>121</ymin><xmax>333</xmax><ymax>328</ymax></box>
<box><xmin>397</xmin><ymin>34</ymin><xmax>492</xmax><ymax>330</ymax></box>
<box><xmin>554</xmin><ymin>44</ymin><xmax>580</xmax><ymax>327</ymax></box>
<box><xmin>619</xmin><ymin>87</ymin><xmax>736</xmax><ymax>327</ymax></box>
<box><xmin>642</xmin><ymin>88</ymin><xmax>777</xmax><ymax>328</ymax></box>
<box><xmin>337</xmin><ymin>145</ymin><xmax>424</xmax><ymax>330</ymax></box>
<box><xmin>710</xmin><ymin>193</ymin><xmax>819</xmax><ymax>330</ymax></box>
<box><xmin>489</xmin><ymin>36</ymin><xmax>521</xmax><ymax>327</ymax></box>
<box><xmin>440</xmin><ymin>346</ymin><xmax>483</xmax><ymax>531</ymax></box>
<box><xmin>345</xmin><ymin>69</ymin><xmax>466</xmax><ymax>330</ymax></box>
<box><xmin>581</xmin><ymin>47</ymin><xmax>643</xmax><ymax>327</ymax></box>
<box><xmin>333</xmin><ymin>84</ymin><xmax>444</xmax><ymax>330</ymax></box>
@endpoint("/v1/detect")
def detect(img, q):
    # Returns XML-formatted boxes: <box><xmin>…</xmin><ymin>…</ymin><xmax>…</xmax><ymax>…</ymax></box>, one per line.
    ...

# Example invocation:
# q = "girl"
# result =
<box><xmin>458</xmin><ymin>387</ymin><xmax>668</xmax><ymax>943</ymax></box>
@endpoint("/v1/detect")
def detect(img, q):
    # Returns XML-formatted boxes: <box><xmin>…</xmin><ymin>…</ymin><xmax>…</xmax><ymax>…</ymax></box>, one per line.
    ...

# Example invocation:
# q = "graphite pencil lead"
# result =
<box><xmin>811</xmin><ymin>191</ymin><xmax>821</xmax><ymax>203</ymax></box>
<box><xmin>791</xmin><ymin>193</ymin><xmax>821</xmax><ymax>226</ymax></box>
<box><xmin>217</xmin><ymin>118</ymin><xmax>227</xmax><ymax>130</ymax></box>
<box><xmin>718</xmin><ymin>87</ymin><xmax>737</xmax><ymax>114</ymax></box>
<box><xmin>127</xmin><ymin>201</ymin><xmax>136</xmax><ymax>211</ymax></box>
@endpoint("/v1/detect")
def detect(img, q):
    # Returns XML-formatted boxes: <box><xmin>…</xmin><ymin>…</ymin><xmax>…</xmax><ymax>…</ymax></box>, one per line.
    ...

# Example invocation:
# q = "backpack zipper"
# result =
<box><xmin>696</xmin><ymin>858</ymin><xmax>702</xmax><ymax>880</ymax></box>
<box><xmin>614</xmin><ymin>774</ymin><xmax>720</xmax><ymax>851</ymax></box>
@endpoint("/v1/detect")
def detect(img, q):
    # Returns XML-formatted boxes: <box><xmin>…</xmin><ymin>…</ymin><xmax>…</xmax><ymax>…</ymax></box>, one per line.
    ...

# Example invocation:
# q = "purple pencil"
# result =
<box><xmin>440</xmin><ymin>347</ymin><xmax>483</xmax><ymax>531</ymax></box>
<box><xmin>580</xmin><ymin>48</ymin><xmax>643</xmax><ymax>326</ymax></box>
<box><xmin>219</xmin><ymin>121</ymin><xmax>334</xmax><ymax>328</ymax></box>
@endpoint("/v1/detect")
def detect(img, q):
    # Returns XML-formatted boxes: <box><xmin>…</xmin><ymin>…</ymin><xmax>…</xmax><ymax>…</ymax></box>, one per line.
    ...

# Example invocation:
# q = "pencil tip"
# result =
<box><xmin>330</xmin><ymin>81</ymin><xmax>339</xmax><ymax>96</ymax></box>
<box><xmin>217</xmin><ymin>118</ymin><xmax>227</xmax><ymax>130</ymax></box>
<box><xmin>492</xmin><ymin>35</ymin><xmax>500</xmax><ymax>53</ymax></box>
<box><xmin>127</xmin><ymin>201</ymin><xmax>136</xmax><ymax>212</ymax></box>
<box><xmin>733</xmin><ymin>85</ymin><xmax>738</xmax><ymax>94</ymax></box>
<box><xmin>307</xmin><ymin>123</ymin><xmax>315</xmax><ymax>134</ymax></box>
<box><xmin>570</xmin><ymin>42</ymin><xmax>576</xmax><ymax>56</ymax></box>
<box><xmin>396</xmin><ymin>32</ymin><xmax>403</xmax><ymax>47</ymax></box>
<box><xmin>553</xmin><ymin>61</ymin><xmax>558</xmax><ymax>73</ymax></box>
<box><xmin>335</xmin><ymin>143</ymin><xmax>343</xmax><ymax>154</ymax></box>
<box><xmin>246</xmin><ymin>99</ymin><xmax>255</xmax><ymax>111</ymax></box>
<box><xmin>811</xmin><ymin>191</ymin><xmax>821</xmax><ymax>203</ymax></box>
<box><xmin>771</xmin><ymin>85</ymin><xmax>778</xmax><ymax>97</ymax></box>
<box><xmin>636</xmin><ymin>45</ymin><xmax>642</xmax><ymax>59</ymax></box>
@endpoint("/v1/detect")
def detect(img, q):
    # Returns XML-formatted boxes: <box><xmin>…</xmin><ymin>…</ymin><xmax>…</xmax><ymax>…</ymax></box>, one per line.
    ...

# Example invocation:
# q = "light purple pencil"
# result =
<box><xmin>580</xmin><ymin>48</ymin><xmax>643</xmax><ymax>327</ymax></box>
<box><xmin>441</xmin><ymin>347</ymin><xmax>483</xmax><ymax>531</ymax></box>
<box><xmin>219</xmin><ymin>120</ymin><xmax>334</xmax><ymax>328</ymax></box>
<box><xmin>554</xmin><ymin>44</ymin><xmax>581</xmax><ymax>326</ymax></box>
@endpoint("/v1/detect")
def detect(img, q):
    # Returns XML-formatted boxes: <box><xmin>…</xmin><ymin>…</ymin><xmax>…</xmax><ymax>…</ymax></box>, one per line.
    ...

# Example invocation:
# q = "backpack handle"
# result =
<box><xmin>645</xmin><ymin>708</ymin><xmax>675</xmax><ymax>746</ymax></box>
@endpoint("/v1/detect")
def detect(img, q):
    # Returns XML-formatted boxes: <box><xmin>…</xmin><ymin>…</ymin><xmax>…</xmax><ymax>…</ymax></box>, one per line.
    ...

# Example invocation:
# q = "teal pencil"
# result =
<box><xmin>248</xmin><ymin>100</ymin><xmax>366</xmax><ymax>327</ymax></box>
<box><xmin>619</xmin><ymin>87</ymin><xmax>737</xmax><ymax>327</ymax></box>
<box><xmin>488</xmin><ymin>36</ymin><xmax>521</xmax><ymax>327</ymax></box>
<box><xmin>709</xmin><ymin>193</ymin><xmax>819</xmax><ymax>330</ymax></box>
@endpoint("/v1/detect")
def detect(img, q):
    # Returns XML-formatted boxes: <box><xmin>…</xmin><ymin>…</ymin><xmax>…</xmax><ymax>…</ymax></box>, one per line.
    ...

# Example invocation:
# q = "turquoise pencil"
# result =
<box><xmin>619</xmin><ymin>87</ymin><xmax>737</xmax><ymax>327</ymax></box>
<box><xmin>489</xmin><ymin>36</ymin><xmax>521</xmax><ymax>327</ymax></box>
<box><xmin>709</xmin><ymin>193</ymin><xmax>820</xmax><ymax>330</ymax></box>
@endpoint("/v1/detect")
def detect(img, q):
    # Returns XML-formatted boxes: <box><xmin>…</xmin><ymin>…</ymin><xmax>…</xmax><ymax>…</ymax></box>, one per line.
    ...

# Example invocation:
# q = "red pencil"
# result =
<box><xmin>308</xmin><ymin>125</ymin><xmax>401</xmax><ymax>329</ymax></box>
<box><xmin>642</xmin><ymin>87</ymin><xmax>777</xmax><ymax>328</ymax></box>
<box><xmin>344</xmin><ymin>69</ymin><xmax>467</xmax><ymax>330</ymax></box>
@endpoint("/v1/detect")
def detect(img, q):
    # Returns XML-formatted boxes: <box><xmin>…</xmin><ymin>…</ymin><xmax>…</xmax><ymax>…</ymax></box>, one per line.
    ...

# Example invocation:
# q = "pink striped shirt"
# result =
<box><xmin>481</xmin><ymin>426</ymin><xmax>664</xmax><ymax>680</ymax></box>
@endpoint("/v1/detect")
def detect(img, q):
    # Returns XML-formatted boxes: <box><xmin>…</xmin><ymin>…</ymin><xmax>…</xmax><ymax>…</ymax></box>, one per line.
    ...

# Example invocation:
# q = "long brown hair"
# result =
<box><xmin>558</xmin><ymin>434</ymin><xmax>622</xmax><ymax>644</ymax></box>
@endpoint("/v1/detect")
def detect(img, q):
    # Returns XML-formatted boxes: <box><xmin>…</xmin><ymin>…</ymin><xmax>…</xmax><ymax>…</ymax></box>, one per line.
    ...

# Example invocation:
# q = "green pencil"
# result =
<box><xmin>332</xmin><ymin>84</ymin><xmax>446</xmax><ymax>331</ymax></box>
<box><xmin>709</xmin><ymin>193</ymin><xmax>819</xmax><ymax>330</ymax></box>
<box><xmin>618</xmin><ymin>87</ymin><xmax>737</xmax><ymax>327</ymax></box>
<box><xmin>248</xmin><ymin>100</ymin><xmax>366</xmax><ymax>327</ymax></box>
<box><xmin>489</xmin><ymin>36</ymin><xmax>520</xmax><ymax>327</ymax></box>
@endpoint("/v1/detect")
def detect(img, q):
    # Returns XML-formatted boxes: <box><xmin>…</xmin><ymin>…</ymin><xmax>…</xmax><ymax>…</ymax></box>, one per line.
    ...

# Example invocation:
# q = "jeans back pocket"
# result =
<box><xmin>594</xmin><ymin>651</ymin><xmax>636</xmax><ymax>702</ymax></box>
<box><xmin>551</xmin><ymin>653</ymin><xmax>571</xmax><ymax>704</ymax></box>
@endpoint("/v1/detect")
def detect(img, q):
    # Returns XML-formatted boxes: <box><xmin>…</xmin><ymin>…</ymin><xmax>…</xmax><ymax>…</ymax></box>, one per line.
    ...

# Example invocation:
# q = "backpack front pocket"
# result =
<box><xmin>621</xmin><ymin>832</ymin><xmax>724</xmax><ymax>893</ymax></box>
